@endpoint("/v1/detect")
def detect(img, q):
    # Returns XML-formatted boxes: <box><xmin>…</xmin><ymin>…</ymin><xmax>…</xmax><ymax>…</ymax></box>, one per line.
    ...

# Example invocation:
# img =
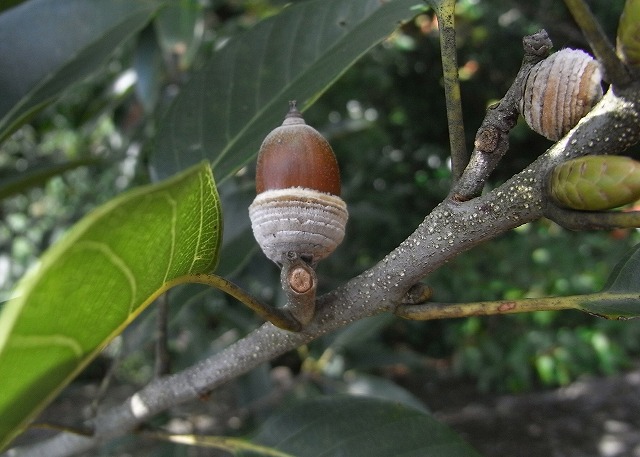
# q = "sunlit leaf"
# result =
<box><xmin>0</xmin><ymin>161</ymin><xmax>222</xmax><ymax>450</ymax></box>
<box><xmin>150</xmin><ymin>0</ymin><xmax>425</xmax><ymax>183</ymax></box>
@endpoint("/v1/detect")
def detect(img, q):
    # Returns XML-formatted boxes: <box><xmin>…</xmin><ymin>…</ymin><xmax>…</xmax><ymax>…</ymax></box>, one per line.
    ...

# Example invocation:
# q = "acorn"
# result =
<box><xmin>548</xmin><ymin>155</ymin><xmax>640</xmax><ymax>211</ymax></box>
<box><xmin>249</xmin><ymin>101</ymin><xmax>348</xmax><ymax>266</ymax></box>
<box><xmin>518</xmin><ymin>48</ymin><xmax>603</xmax><ymax>141</ymax></box>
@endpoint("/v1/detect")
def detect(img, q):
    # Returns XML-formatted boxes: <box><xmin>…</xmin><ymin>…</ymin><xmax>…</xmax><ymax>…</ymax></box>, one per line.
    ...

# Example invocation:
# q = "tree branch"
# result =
<box><xmin>6</xmin><ymin>66</ymin><xmax>640</xmax><ymax>457</ymax></box>
<box><xmin>452</xmin><ymin>30</ymin><xmax>552</xmax><ymax>200</ymax></box>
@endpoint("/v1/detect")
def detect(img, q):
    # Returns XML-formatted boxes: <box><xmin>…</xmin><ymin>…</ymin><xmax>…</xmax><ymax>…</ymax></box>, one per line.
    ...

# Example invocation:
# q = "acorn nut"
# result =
<box><xmin>518</xmin><ymin>48</ymin><xmax>603</xmax><ymax>141</ymax></box>
<box><xmin>249</xmin><ymin>101</ymin><xmax>348</xmax><ymax>266</ymax></box>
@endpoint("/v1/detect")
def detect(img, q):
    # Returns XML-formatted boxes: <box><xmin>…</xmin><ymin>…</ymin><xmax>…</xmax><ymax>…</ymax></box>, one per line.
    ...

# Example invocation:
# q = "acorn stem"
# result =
<box><xmin>281</xmin><ymin>252</ymin><xmax>317</xmax><ymax>327</ymax></box>
<box><xmin>285</xmin><ymin>100</ymin><xmax>303</xmax><ymax>120</ymax></box>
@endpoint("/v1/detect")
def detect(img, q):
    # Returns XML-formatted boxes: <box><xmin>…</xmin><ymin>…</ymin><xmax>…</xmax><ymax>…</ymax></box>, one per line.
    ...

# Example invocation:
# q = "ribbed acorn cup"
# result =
<box><xmin>249</xmin><ymin>102</ymin><xmax>348</xmax><ymax>265</ymax></box>
<box><xmin>519</xmin><ymin>48</ymin><xmax>603</xmax><ymax>141</ymax></box>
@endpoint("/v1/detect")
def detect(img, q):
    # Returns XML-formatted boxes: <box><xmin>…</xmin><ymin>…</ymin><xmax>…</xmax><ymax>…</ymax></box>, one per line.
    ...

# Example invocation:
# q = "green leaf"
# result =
<box><xmin>344</xmin><ymin>373</ymin><xmax>431</xmax><ymax>414</ymax></box>
<box><xmin>241</xmin><ymin>396</ymin><xmax>483</xmax><ymax>457</ymax></box>
<box><xmin>150</xmin><ymin>0</ymin><xmax>423</xmax><ymax>183</ymax></box>
<box><xmin>0</xmin><ymin>0</ymin><xmax>162</xmax><ymax>143</ymax></box>
<box><xmin>0</xmin><ymin>161</ymin><xmax>222</xmax><ymax>451</ymax></box>
<box><xmin>578</xmin><ymin>243</ymin><xmax>640</xmax><ymax>319</ymax></box>
<box><xmin>547</xmin><ymin>155</ymin><xmax>640</xmax><ymax>211</ymax></box>
<box><xmin>617</xmin><ymin>0</ymin><xmax>640</xmax><ymax>66</ymax></box>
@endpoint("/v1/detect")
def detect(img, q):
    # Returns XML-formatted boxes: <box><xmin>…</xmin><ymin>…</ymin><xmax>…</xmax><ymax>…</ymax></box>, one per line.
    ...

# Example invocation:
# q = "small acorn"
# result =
<box><xmin>548</xmin><ymin>155</ymin><xmax>640</xmax><ymax>211</ymax></box>
<box><xmin>518</xmin><ymin>48</ymin><xmax>603</xmax><ymax>141</ymax></box>
<box><xmin>249</xmin><ymin>101</ymin><xmax>348</xmax><ymax>266</ymax></box>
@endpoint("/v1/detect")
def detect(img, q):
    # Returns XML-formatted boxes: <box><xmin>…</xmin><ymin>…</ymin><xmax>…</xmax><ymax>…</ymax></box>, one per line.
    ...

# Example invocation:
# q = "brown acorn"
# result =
<box><xmin>518</xmin><ymin>48</ymin><xmax>603</xmax><ymax>141</ymax></box>
<box><xmin>249</xmin><ymin>101</ymin><xmax>348</xmax><ymax>266</ymax></box>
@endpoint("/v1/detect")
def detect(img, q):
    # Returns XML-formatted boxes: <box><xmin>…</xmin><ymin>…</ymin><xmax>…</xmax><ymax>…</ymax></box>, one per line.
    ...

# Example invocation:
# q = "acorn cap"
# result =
<box><xmin>519</xmin><ymin>48</ymin><xmax>603</xmax><ymax>141</ymax></box>
<box><xmin>255</xmin><ymin>101</ymin><xmax>341</xmax><ymax>195</ymax></box>
<box><xmin>249</xmin><ymin>188</ymin><xmax>348</xmax><ymax>265</ymax></box>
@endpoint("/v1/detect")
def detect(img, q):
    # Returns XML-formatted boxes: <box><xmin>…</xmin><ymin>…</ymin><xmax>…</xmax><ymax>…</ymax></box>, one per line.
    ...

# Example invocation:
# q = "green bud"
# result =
<box><xmin>548</xmin><ymin>155</ymin><xmax>640</xmax><ymax>210</ymax></box>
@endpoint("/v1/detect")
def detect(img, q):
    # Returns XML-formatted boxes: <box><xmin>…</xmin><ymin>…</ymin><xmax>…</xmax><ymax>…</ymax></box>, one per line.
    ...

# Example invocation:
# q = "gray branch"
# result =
<box><xmin>6</xmin><ymin>74</ymin><xmax>640</xmax><ymax>457</ymax></box>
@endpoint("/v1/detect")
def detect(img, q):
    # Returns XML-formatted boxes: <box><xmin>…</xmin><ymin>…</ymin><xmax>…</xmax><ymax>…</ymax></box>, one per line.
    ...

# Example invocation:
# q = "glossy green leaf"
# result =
<box><xmin>150</xmin><ymin>0</ymin><xmax>424</xmax><ymax>183</ymax></box>
<box><xmin>0</xmin><ymin>0</ymin><xmax>161</xmax><ymax>143</ymax></box>
<box><xmin>0</xmin><ymin>161</ymin><xmax>222</xmax><ymax>450</ymax></box>
<box><xmin>548</xmin><ymin>155</ymin><xmax>640</xmax><ymax>210</ymax></box>
<box><xmin>617</xmin><ymin>0</ymin><xmax>640</xmax><ymax>66</ymax></box>
<box><xmin>239</xmin><ymin>396</ymin><xmax>483</xmax><ymax>457</ymax></box>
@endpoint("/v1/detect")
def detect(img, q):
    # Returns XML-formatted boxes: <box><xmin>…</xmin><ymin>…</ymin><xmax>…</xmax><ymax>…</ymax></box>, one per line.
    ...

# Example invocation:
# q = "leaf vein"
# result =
<box><xmin>76</xmin><ymin>241</ymin><xmax>137</xmax><ymax>313</ymax></box>
<box><xmin>10</xmin><ymin>334</ymin><xmax>83</xmax><ymax>358</ymax></box>
<box><xmin>163</xmin><ymin>192</ymin><xmax>178</xmax><ymax>281</ymax></box>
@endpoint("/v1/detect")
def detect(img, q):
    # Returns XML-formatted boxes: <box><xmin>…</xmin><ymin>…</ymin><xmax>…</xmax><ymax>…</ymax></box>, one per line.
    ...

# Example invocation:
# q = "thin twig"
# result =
<box><xmin>433</xmin><ymin>0</ymin><xmax>467</xmax><ymax>181</ymax></box>
<box><xmin>544</xmin><ymin>205</ymin><xmax>640</xmax><ymax>230</ymax></box>
<box><xmin>396</xmin><ymin>291</ymin><xmax>640</xmax><ymax>321</ymax></box>
<box><xmin>451</xmin><ymin>30</ymin><xmax>552</xmax><ymax>200</ymax></box>
<box><xmin>395</xmin><ymin>295</ymin><xmax>581</xmax><ymax>320</ymax></box>
<box><xmin>88</xmin><ymin>343</ymin><xmax>122</xmax><ymax>418</ymax></box>
<box><xmin>27</xmin><ymin>423</ymin><xmax>93</xmax><ymax>438</ymax></box>
<box><xmin>145</xmin><ymin>273</ymin><xmax>302</xmax><ymax>331</ymax></box>
<box><xmin>154</xmin><ymin>293</ymin><xmax>170</xmax><ymax>377</ymax></box>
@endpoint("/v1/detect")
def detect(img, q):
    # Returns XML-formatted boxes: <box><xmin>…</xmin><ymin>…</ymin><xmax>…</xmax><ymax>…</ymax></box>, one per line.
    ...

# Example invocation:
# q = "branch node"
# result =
<box><xmin>400</xmin><ymin>283</ymin><xmax>433</xmax><ymax>306</ymax></box>
<box><xmin>474</xmin><ymin>125</ymin><xmax>501</xmax><ymax>153</ymax></box>
<box><xmin>522</xmin><ymin>29</ymin><xmax>552</xmax><ymax>59</ymax></box>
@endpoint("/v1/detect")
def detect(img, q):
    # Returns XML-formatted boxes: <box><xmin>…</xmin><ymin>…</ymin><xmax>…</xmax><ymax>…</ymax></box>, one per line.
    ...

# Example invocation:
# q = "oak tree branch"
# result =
<box><xmin>6</xmin><ymin>44</ymin><xmax>640</xmax><ymax>457</ymax></box>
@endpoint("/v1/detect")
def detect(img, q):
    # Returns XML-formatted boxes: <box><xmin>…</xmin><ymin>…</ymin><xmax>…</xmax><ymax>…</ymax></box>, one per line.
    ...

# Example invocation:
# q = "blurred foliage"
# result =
<box><xmin>2</xmin><ymin>1</ymin><xmax>640</xmax><ymax>453</ymax></box>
